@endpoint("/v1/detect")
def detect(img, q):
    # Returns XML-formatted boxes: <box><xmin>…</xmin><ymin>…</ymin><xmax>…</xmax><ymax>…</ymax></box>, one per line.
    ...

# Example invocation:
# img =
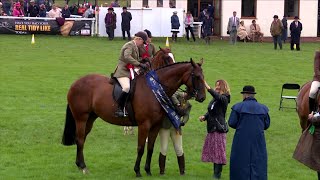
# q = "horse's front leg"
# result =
<box><xmin>144</xmin><ymin>125</ymin><xmax>161</xmax><ymax>176</ymax></box>
<box><xmin>134</xmin><ymin>124</ymin><xmax>149</xmax><ymax>177</ymax></box>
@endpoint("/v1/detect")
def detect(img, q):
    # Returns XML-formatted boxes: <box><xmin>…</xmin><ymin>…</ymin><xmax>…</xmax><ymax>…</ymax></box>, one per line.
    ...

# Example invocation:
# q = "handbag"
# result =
<box><xmin>214</xmin><ymin>118</ymin><xmax>229</xmax><ymax>133</ymax></box>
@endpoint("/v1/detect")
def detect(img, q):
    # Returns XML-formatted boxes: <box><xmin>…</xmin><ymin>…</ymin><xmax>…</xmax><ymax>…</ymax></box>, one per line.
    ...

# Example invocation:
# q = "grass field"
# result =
<box><xmin>0</xmin><ymin>34</ymin><xmax>319</xmax><ymax>179</ymax></box>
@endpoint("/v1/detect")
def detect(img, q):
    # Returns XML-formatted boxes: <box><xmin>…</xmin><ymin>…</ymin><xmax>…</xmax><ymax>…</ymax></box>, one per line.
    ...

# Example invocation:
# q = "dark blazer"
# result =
<box><xmin>171</xmin><ymin>14</ymin><xmax>180</xmax><ymax>30</ymax></box>
<box><xmin>290</xmin><ymin>21</ymin><xmax>302</xmax><ymax>44</ymax></box>
<box><xmin>203</xmin><ymin>89</ymin><xmax>230</xmax><ymax>133</ymax></box>
<box><xmin>105</xmin><ymin>12</ymin><xmax>117</xmax><ymax>29</ymax></box>
<box><xmin>121</xmin><ymin>11</ymin><xmax>132</xmax><ymax>31</ymax></box>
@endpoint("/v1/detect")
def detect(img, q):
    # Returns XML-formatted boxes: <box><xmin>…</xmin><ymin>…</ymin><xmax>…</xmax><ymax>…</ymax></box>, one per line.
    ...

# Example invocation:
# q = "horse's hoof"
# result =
<box><xmin>79</xmin><ymin>167</ymin><xmax>89</xmax><ymax>174</ymax></box>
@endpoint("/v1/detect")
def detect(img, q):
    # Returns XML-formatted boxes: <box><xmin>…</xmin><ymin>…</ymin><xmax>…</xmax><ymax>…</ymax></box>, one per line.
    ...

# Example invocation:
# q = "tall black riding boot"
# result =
<box><xmin>177</xmin><ymin>154</ymin><xmax>185</xmax><ymax>175</ymax></box>
<box><xmin>309</xmin><ymin>97</ymin><xmax>316</xmax><ymax>113</ymax></box>
<box><xmin>114</xmin><ymin>91</ymin><xmax>128</xmax><ymax>117</ymax></box>
<box><xmin>317</xmin><ymin>171</ymin><xmax>320</xmax><ymax>180</ymax></box>
<box><xmin>213</xmin><ymin>163</ymin><xmax>222</xmax><ymax>179</ymax></box>
<box><xmin>159</xmin><ymin>153</ymin><xmax>166</xmax><ymax>175</ymax></box>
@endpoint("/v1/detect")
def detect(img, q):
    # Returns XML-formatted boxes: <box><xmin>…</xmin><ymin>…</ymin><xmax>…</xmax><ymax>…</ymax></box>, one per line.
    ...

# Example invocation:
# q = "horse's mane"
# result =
<box><xmin>154</xmin><ymin>61</ymin><xmax>190</xmax><ymax>71</ymax></box>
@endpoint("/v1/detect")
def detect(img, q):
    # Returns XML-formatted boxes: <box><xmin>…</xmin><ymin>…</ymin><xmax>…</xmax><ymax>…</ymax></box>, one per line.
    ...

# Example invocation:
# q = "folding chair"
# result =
<box><xmin>279</xmin><ymin>83</ymin><xmax>300</xmax><ymax>111</ymax></box>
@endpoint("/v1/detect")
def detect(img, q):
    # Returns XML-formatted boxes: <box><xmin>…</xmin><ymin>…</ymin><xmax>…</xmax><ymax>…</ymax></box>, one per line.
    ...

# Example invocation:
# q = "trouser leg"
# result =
<box><xmin>291</xmin><ymin>42</ymin><xmax>294</xmax><ymax>50</ymax></box>
<box><xmin>213</xmin><ymin>163</ymin><xmax>223</xmax><ymax>179</ymax></box>
<box><xmin>190</xmin><ymin>27</ymin><xmax>195</xmax><ymax>41</ymax></box>
<box><xmin>185</xmin><ymin>28</ymin><xmax>190</xmax><ymax>41</ymax></box>
<box><xmin>296</xmin><ymin>43</ymin><xmax>300</xmax><ymax>51</ymax></box>
<box><xmin>273</xmin><ymin>36</ymin><xmax>277</xmax><ymax>49</ymax></box>
<box><xmin>127</xmin><ymin>31</ymin><xmax>131</xmax><ymax>40</ymax></box>
<box><xmin>122</xmin><ymin>30</ymin><xmax>125</xmax><ymax>40</ymax></box>
<box><xmin>278</xmin><ymin>35</ymin><xmax>282</xmax><ymax>49</ymax></box>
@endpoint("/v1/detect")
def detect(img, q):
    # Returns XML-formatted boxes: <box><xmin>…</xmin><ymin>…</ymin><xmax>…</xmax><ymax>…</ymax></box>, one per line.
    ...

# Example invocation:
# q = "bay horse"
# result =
<box><xmin>297</xmin><ymin>81</ymin><xmax>315</xmax><ymax>131</ymax></box>
<box><xmin>61</xmin><ymin>59</ymin><xmax>206</xmax><ymax>177</ymax></box>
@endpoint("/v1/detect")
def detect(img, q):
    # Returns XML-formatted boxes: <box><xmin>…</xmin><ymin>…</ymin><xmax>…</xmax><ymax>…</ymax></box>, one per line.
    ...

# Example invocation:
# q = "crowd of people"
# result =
<box><xmin>0</xmin><ymin>0</ymin><xmax>96</xmax><ymax>18</ymax></box>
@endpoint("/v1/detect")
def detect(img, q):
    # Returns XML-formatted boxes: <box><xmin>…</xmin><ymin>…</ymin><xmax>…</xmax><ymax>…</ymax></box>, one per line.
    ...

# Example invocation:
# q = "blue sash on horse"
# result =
<box><xmin>146</xmin><ymin>70</ymin><xmax>181</xmax><ymax>130</ymax></box>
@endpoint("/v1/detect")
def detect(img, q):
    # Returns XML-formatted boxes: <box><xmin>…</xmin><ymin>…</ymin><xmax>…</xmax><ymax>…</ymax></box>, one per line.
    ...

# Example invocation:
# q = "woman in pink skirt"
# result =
<box><xmin>199</xmin><ymin>79</ymin><xmax>231</xmax><ymax>179</ymax></box>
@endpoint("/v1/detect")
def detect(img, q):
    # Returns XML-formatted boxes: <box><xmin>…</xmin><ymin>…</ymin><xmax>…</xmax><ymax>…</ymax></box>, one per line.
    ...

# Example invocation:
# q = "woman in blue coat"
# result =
<box><xmin>228</xmin><ymin>85</ymin><xmax>270</xmax><ymax>180</ymax></box>
<box><xmin>171</xmin><ymin>11</ymin><xmax>180</xmax><ymax>42</ymax></box>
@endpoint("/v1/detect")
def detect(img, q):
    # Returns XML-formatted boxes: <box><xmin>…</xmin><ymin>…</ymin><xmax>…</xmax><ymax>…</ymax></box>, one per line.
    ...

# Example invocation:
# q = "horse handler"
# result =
<box><xmin>158</xmin><ymin>91</ymin><xmax>192</xmax><ymax>175</ymax></box>
<box><xmin>293</xmin><ymin>112</ymin><xmax>320</xmax><ymax>179</ymax></box>
<box><xmin>308</xmin><ymin>51</ymin><xmax>320</xmax><ymax>113</ymax></box>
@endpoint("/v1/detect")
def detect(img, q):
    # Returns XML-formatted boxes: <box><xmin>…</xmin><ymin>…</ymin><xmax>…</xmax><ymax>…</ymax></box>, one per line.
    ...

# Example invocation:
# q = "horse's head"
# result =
<box><xmin>184</xmin><ymin>58</ymin><xmax>206</xmax><ymax>102</ymax></box>
<box><xmin>151</xmin><ymin>47</ymin><xmax>175</xmax><ymax>69</ymax></box>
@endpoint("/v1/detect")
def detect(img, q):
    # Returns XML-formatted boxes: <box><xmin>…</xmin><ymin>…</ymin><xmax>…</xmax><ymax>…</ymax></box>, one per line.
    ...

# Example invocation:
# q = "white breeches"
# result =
<box><xmin>117</xmin><ymin>77</ymin><xmax>130</xmax><ymax>93</ymax></box>
<box><xmin>309</xmin><ymin>81</ymin><xmax>320</xmax><ymax>98</ymax></box>
<box><xmin>159</xmin><ymin>127</ymin><xmax>183</xmax><ymax>156</ymax></box>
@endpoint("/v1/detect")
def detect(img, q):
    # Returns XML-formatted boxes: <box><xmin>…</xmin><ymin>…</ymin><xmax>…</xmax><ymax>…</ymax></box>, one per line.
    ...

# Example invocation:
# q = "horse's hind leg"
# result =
<box><xmin>74</xmin><ymin>113</ymin><xmax>90</xmax><ymax>174</ymax></box>
<box><xmin>134</xmin><ymin>125</ymin><xmax>149</xmax><ymax>177</ymax></box>
<box><xmin>144</xmin><ymin>125</ymin><xmax>161</xmax><ymax>176</ymax></box>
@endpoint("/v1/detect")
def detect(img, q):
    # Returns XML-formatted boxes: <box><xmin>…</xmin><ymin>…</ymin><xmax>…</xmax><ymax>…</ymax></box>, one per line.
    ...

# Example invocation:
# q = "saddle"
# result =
<box><xmin>110</xmin><ymin>76</ymin><xmax>137</xmax><ymax>125</ymax></box>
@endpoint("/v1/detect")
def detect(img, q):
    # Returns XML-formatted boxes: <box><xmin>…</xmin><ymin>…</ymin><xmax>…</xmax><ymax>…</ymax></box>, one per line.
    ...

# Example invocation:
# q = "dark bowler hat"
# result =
<box><xmin>144</xmin><ymin>29</ymin><xmax>152</xmax><ymax>38</ymax></box>
<box><xmin>135</xmin><ymin>31</ymin><xmax>148</xmax><ymax>44</ymax></box>
<box><xmin>241</xmin><ymin>85</ymin><xmax>256</xmax><ymax>94</ymax></box>
<box><xmin>294</xmin><ymin>16</ymin><xmax>299</xmax><ymax>19</ymax></box>
<box><xmin>273</xmin><ymin>15</ymin><xmax>278</xmax><ymax>18</ymax></box>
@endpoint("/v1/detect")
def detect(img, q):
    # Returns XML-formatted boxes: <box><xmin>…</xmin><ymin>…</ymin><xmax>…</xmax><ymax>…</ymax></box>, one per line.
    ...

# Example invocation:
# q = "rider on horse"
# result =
<box><xmin>139</xmin><ymin>29</ymin><xmax>156</xmax><ymax>61</ymax></box>
<box><xmin>308</xmin><ymin>51</ymin><xmax>320</xmax><ymax>113</ymax></box>
<box><xmin>113</xmin><ymin>31</ymin><xmax>149</xmax><ymax>117</ymax></box>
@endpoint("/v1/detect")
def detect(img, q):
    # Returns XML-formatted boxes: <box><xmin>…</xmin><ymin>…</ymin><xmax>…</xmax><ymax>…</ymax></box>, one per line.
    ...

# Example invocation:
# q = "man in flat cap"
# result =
<box><xmin>228</xmin><ymin>85</ymin><xmax>270</xmax><ymax>180</ymax></box>
<box><xmin>289</xmin><ymin>16</ymin><xmax>303</xmax><ymax>51</ymax></box>
<box><xmin>113</xmin><ymin>31</ymin><xmax>148</xmax><ymax>117</ymax></box>
<box><xmin>270</xmin><ymin>15</ymin><xmax>283</xmax><ymax>50</ymax></box>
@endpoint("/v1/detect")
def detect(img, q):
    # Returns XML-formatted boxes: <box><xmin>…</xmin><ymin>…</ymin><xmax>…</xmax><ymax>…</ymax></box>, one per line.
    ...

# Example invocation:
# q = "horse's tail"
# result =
<box><xmin>61</xmin><ymin>104</ymin><xmax>76</xmax><ymax>146</ymax></box>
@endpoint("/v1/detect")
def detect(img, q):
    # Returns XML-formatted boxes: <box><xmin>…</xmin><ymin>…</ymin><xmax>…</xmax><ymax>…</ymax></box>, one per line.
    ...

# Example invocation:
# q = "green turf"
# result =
<box><xmin>0</xmin><ymin>34</ymin><xmax>318</xmax><ymax>179</ymax></box>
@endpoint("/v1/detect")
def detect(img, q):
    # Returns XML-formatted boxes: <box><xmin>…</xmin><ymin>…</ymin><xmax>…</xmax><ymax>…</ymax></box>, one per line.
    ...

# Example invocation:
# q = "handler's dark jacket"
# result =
<box><xmin>203</xmin><ymin>89</ymin><xmax>230</xmax><ymax>133</ymax></box>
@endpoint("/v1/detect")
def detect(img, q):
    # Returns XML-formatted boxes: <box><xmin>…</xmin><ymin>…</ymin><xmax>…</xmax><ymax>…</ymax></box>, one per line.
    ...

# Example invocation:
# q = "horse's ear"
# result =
<box><xmin>198</xmin><ymin>58</ymin><xmax>204</xmax><ymax>66</ymax></box>
<box><xmin>190</xmin><ymin>58</ymin><xmax>196</xmax><ymax>67</ymax></box>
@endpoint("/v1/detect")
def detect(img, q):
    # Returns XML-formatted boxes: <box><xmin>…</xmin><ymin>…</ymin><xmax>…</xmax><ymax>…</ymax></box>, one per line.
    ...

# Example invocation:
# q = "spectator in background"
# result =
<box><xmin>207</xmin><ymin>4</ymin><xmax>214</xmax><ymax>18</ymax></box>
<box><xmin>289</xmin><ymin>16</ymin><xmax>303</xmax><ymax>51</ymax></box>
<box><xmin>44</xmin><ymin>0</ymin><xmax>52</xmax><ymax>11</ymax></box>
<box><xmin>184</xmin><ymin>11</ymin><xmax>195</xmax><ymax>42</ymax></box>
<box><xmin>171</xmin><ymin>11</ymin><xmax>180</xmax><ymax>42</ymax></box>
<box><xmin>237</xmin><ymin>21</ymin><xmax>251</xmax><ymax>42</ymax></box>
<box><xmin>69</xmin><ymin>3</ymin><xmax>78</xmax><ymax>15</ymax></box>
<box><xmin>105</xmin><ymin>7</ymin><xmax>117</xmax><ymax>40</ymax></box>
<box><xmin>37</xmin><ymin>0</ymin><xmax>45</xmax><ymax>7</ymax></box>
<box><xmin>202</xmin><ymin>14</ymin><xmax>213</xmax><ymax>44</ymax></box>
<box><xmin>227</xmin><ymin>11</ymin><xmax>240</xmax><ymax>45</ymax></box>
<box><xmin>249</xmin><ymin>20</ymin><xmax>264</xmax><ymax>42</ymax></box>
<box><xmin>61</xmin><ymin>4</ymin><xmax>71</xmax><ymax>18</ymax></box>
<box><xmin>13</xmin><ymin>2</ymin><xmax>24</xmax><ymax>17</ymax></box>
<box><xmin>2</xmin><ymin>0</ymin><xmax>12</xmax><ymax>16</ymax></box>
<box><xmin>38</xmin><ymin>4</ymin><xmax>47</xmax><ymax>17</ymax></box>
<box><xmin>228</xmin><ymin>85</ymin><xmax>270</xmax><ymax>180</ymax></box>
<box><xmin>48</xmin><ymin>4</ymin><xmax>61</xmax><ymax>18</ymax></box>
<box><xmin>83</xmin><ymin>5</ymin><xmax>93</xmax><ymax>18</ymax></box>
<box><xmin>111</xmin><ymin>0</ymin><xmax>120</xmax><ymax>7</ymax></box>
<box><xmin>270</xmin><ymin>15</ymin><xmax>283</xmax><ymax>50</ymax></box>
<box><xmin>281</xmin><ymin>15</ymin><xmax>288</xmax><ymax>43</ymax></box>
<box><xmin>199</xmin><ymin>80</ymin><xmax>230</xmax><ymax>179</ymax></box>
<box><xmin>77</xmin><ymin>4</ymin><xmax>86</xmax><ymax>16</ymax></box>
<box><xmin>121</xmin><ymin>7</ymin><xmax>132</xmax><ymax>40</ymax></box>
<box><xmin>28</xmin><ymin>0</ymin><xmax>39</xmax><ymax>17</ymax></box>
<box><xmin>198</xmin><ymin>8</ymin><xmax>207</xmax><ymax>39</ymax></box>
<box><xmin>0</xmin><ymin>2</ymin><xmax>7</xmax><ymax>16</ymax></box>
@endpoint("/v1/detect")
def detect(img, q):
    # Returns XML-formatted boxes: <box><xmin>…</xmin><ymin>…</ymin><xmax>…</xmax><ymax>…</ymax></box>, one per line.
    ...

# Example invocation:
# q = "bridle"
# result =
<box><xmin>186</xmin><ymin>69</ymin><xmax>200</xmax><ymax>98</ymax></box>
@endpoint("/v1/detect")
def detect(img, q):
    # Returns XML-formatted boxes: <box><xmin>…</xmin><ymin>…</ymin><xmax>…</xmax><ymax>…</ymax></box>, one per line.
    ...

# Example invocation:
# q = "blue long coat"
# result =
<box><xmin>228</xmin><ymin>97</ymin><xmax>270</xmax><ymax>180</ymax></box>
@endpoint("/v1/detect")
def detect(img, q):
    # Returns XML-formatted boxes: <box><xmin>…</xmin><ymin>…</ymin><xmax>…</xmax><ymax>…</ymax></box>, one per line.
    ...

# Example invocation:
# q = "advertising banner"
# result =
<box><xmin>0</xmin><ymin>18</ymin><xmax>92</xmax><ymax>36</ymax></box>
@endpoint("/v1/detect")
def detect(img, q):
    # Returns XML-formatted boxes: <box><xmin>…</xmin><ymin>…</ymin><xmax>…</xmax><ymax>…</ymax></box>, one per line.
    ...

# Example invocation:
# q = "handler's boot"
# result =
<box><xmin>114</xmin><ymin>91</ymin><xmax>128</xmax><ymax>117</ymax></box>
<box><xmin>213</xmin><ymin>163</ymin><xmax>222</xmax><ymax>179</ymax></box>
<box><xmin>317</xmin><ymin>171</ymin><xmax>320</xmax><ymax>180</ymax></box>
<box><xmin>309</xmin><ymin>97</ymin><xmax>316</xmax><ymax>113</ymax></box>
<box><xmin>159</xmin><ymin>153</ymin><xmax>166</xmax><ymax>175</ymax></box>
<box><xmin>177</xmin><ymin>154</ymin><xmax>185</xmax><ymax>175</ymax></box>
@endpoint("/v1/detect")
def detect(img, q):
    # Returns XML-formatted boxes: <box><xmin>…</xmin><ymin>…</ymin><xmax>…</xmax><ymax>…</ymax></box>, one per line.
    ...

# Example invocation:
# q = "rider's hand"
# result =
<box><xmin>139</xmin><ymin>63</ymin><xmax>148</xmax><ymax>70</ymax></box>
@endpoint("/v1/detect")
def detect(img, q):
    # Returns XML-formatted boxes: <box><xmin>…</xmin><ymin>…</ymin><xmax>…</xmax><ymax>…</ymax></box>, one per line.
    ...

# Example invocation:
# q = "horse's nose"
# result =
<box><xmin>199</xmin><ymin>97</ymin><xmax>205</xmax><ymax>102</ymax></box>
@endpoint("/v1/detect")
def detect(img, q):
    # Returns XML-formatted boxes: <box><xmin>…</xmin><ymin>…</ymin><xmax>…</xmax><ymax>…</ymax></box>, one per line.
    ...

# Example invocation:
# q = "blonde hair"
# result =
<box><xmin>216</xmin><ymin>79</ymin><xmax>231</xmax><ymax>95</ymax></box>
